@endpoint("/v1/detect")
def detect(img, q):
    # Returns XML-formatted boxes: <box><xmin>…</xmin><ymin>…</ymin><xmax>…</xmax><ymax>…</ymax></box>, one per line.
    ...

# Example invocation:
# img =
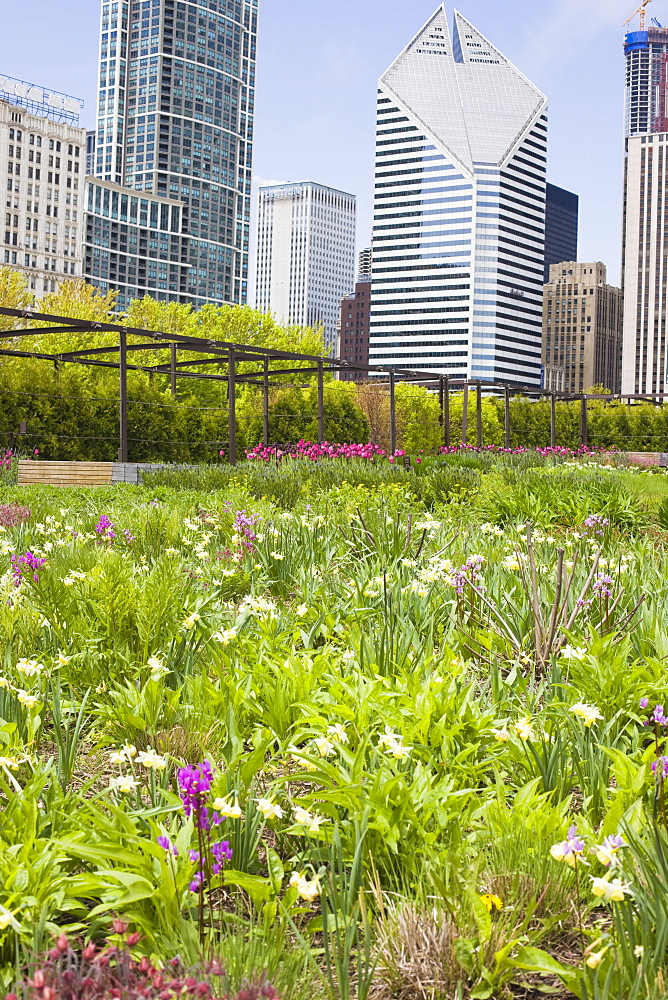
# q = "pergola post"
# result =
<box><xmin>504</xmin><ymin>386</ymin><xmax>511</xmax><ymax>449</ymax></box>
<box><xmin>263</xmin><ymin>358</ymin><xmax>269</xmax><ymax>447</ymax></box>
<box><xmin>119</xmin><ymin>329</ymin><xmax>128</xmax><ymax>463</ymax></box>
<box><xmin>443</xmin><ymin>376</ymin><xmax>451</xmax><ymax>448</ymax></box>
<box><xmin>580</xmin><ymin>396</ymin><xmax>589</xmax><ymax>448</ymax></box>
<box><xmin>476</xmin><ymin>381</ymin><xmax>483</xmax><ymax>448</ymax></box>
<box><xmin>550</xmin><ymin>393</ymin><xmax>556</xmax><ymax>448</ymax></box>
<box><xmin>389</xmin><ymin>372</ymin><xmax>397</xmax><ymax>457</ymax></box>
<box><xmin>317</xmin><ymin>360</ymin><xmax>325</xmax><ymax>444</ymax></box>
<box><xmin>462</xmin><ymin>382</ymin><xmax>469</xmax><ymax>446</ymax></box>
<box><xmin>228</xmin><ymin>349</ymin><xmax>237</xmax><ymax>467</ymax></box>
<box><xmin>170</xmin><ymin>342</ymin><xmax>177</xmax><ymax>398</ymax></box>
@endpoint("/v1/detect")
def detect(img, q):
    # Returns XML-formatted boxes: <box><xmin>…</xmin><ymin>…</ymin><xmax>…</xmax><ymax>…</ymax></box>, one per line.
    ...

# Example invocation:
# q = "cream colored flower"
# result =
<box><xmin>0</xmin><ymin>756</ymin><xmax>19</xmax><ymax>770</ymax></box>
<box><xmin>182</xmin><ymin>612</ymin><xmax>201</xmax><ymax>629</ymax></box>
<box><xmin>109</xmin><ymin>774</ymin><xmax>139</xmax><ymax>794</ymax></box>
<box><xmin>591</xmin><ymin>874</ymin><xmax>630</xmax><ymax>902</ymax></box>
<box><xmin>135</xmin><ymin>748</ymin><xmax>167</xmax><ymax>770</ymax></box>
<box><xmin>492</xmin><ymin>727</ymin><xmax>510</xmax><ymax>742</ymax></box>
<box><xmin>213</xmin><ymin>796</ymin><xmax>243</xmax><ymax>820</ymax></box>
<box><xmin>560</xmin><ymin>645</ymin><xmax>587</xmax><ymax>661</ymax></box>
<box><xmin>16</xmin><ymin>691</ymin><xmax>39</xmax><ymax>709</ymax></box>
<box><xmin>255</xmin><ymin>798</ymin><xmax>284</xmax><ymax>820</ymax></box>
<box><xmin>296</xmin><ymin>604</ymin><xmax>309</xmax><ymax>617</ymax></box>
<box><xmin>570</xmin><ymin>702</ymin><xmax>603</xmax><ymax>727</ymax></box>
<box><xmin>16</xmin><ymin>658</ymin><xmax>44</xmax><ymax>677</ymax></box>
<box><xmin>514</xmin><ymin>718</ymin><xmax>536</xmax><ymax>741</ymax></box>
<box><xmin>314</xmin><ymin>737</ymin><xmax>336</xmax><ymax>758</ymax></box>
<box><xmin>213</xmin><ymin>628</ymin><xmax>237</xmax><ymax>645</ymax></box>
<box><xmin>327</xmin><ymin>723</ymin><xmax>349</xmax><ymax>744</ymax></box>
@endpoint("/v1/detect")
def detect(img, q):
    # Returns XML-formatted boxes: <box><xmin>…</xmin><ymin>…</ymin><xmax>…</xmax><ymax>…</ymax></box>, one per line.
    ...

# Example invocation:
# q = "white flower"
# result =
<box><xmin>213</xmin><ymin>628</ymin><xmax>237</xmax><ymax>646</ymax></box>
<box><xmin>342</xmin><ymin>649</ymin><xmax>356</xmax><ymax>662</ymax></box>
<box><xmin>57</xmin><ymin>651</ymin><xmax>70</xmax><ymax>665</ymax></box>
<box><xmin>591</xmin><ymin>874</ymin><xmax>630</xmax><ymax>902</ymax></box>
<box><xmin>16</xmin><ymin>691</ymin><xmax>39</xmax><ymax>709</ymax></box>
<box><xmin>135</xmin><ymin>748</ymin><xmax>167</xmax><ymax>770</ymax></box>
<box><xmin>514</xmin><ymin>718</ymin><xmax>536</xmax><ymax>741</ymax></box>
<box><xmin>314</xmin><ymin>737</ymin><xmax>336</xmax><ymax>758</ymax></box>
<box><xmin>15</xmin><ymin>658</ymin><xmax>44</xmax><ymax>677</ymax></box>
<box><xmin>255</xmin><ymin>798</ymin><xmax>284</xmax><ymax>820</ymax></box>
<box><xmin>164</xmin><ymin>547</ymin><xmax>180</xmax><ymax>557</ymax></box>
<box><xmin>0</xmin><ymin>907</ymin><xmax>20</xmax><ymax>931</ymax></box>
<box><xmin>561</xmin><ymin>645</ymin><xmax>587</xmax><ymax>661</ymax></box>
<box><xmin>570</xmin><ymin>702</ymin><xmax>603</xmax><ymax>727</ymax></box>
<box><xmin>182</xmin><ymin>612</ymin><xmax>201</xmax><ymax>629</ymax></box>
<box><xmin>0</xmin><ymin>755</ymin><xmax>19</xmax><ymax>770</ymax></box>
<box><xmin>383</xmin><ymin>738</ymin><xmax>412</xmax><ymax>760</ymax></box>
<box><xmin>213</xmin><ymin>796</ymin><xmax>243</xmax><ymax>819</ymax></box>
<box><xmin>109</xmin><ymin>774</ymin><xmax>139</xmax><ymax>794</ymax></box>
<box><xmin>492</xmin><ymin>727</ymin><xmax>510</xmax><ymax>742</ymax></box>
<box><xmin>296</xmin><ymin>604</ymin><xmax>309</xmax><ymax>617</ymax></box>
<box><xmin>271</xmin><ymin>551</ymin><xmax>285</xmax><ymax>561</ymax></box>
<box><xmin>293</xmin><ymin>807</ymin><xmax>328</xmax><ymax>833</ymax></box>
<box><xmin>378</xmin><ymin>726</ymin><xmax>403</xmax><ymax>749</ymax></box>
<box><xmin>503</xmin><ymin>555</ymin><xmax>521</xmax><ymax>571</ymax></box>
<box><xmin>327</xmin><ymin>723</ymin><xmax>349</xmax><ymax>744</ymax></box>
<box><xmin>294</xmin><ymin>873</ymin><xmax>322</xmax><ymax>902</ymax></box>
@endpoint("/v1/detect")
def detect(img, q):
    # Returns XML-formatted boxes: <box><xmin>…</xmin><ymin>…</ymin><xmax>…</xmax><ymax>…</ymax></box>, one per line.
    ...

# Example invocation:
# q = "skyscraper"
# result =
<box><xmin>543</xmin><ymin>262</ymin><xmax>622</xmax><ymax>395</ymax></box>
<box><xmin>544</xmin><ymin>183</ymin><xmax>578</xmax><ymax>283</ymax></box>
<box><xmin>255</xmin><ymin>182</ymin><xmax>356</xmax><ymax>353</ymax></box>
<box><xmin>621</xmin><ymin>24</ymin><xmax>668</xmax><ymax>395</ymax></box>
<box><xmin>93</xmin><ymin>0</ymin><xmax>257</xmax><ymax>307</ymax></box>
<box><xmin>0</xmin><ymin>77</ymin><xmax>86</xmax><ymax>296</ymax></box>
<box><xmin>368</xmin><ymin>5</ymin><xmax>548</xmax><ymax>387</ymax></box>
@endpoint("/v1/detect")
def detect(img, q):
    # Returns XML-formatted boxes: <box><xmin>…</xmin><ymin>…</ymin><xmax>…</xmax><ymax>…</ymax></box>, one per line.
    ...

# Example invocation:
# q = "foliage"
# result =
<box><xmin>0</xmin><ymin>460</ymin><xmax>668</xmax><ymax>996</ymax></box>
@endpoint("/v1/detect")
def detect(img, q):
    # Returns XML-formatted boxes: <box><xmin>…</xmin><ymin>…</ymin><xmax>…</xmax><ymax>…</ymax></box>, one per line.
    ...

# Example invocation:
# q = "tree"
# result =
<box><xmin>395</xmin><ymin>383</ymin><xmax>442</xmax><ymax>452</ymax></box>
<box><xmin>0</xmin><ymin>267</ymin><xmax>33</xmax><ymax>331</ymax></box>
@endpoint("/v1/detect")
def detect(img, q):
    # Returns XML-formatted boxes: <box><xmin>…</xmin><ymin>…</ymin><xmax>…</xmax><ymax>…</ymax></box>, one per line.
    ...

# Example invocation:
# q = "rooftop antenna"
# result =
<box><xmin>623</xmin><ymin>0</ymin><xmax>653</xmax><ymax>29</ymax></box>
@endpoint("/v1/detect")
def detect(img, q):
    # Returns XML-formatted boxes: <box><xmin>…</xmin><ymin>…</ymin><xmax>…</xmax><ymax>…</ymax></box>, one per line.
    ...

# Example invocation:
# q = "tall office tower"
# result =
<box><xmin>544</xmin><ymin>182</ymin><xmax>578</xmax><ymax>282</ymax></box>
<box><xmin>94</xmin><ymin>0</ymin><xmax>257</xmax><ymax>307</ymax></box>
<box><xmin>621</xmin><ymin>23</ymin><xmax>668</xmax><ymax>395</ymax></box>
<box><xmin>255</xmin><ymin>182</ymin><xmax>356</xmax><ymax>352</ymax></box>
<box><xmin>369</xmin><ymin>5</ymin><xmax>548</xmax><ymax>386</ymax></box>
<box><xmin>0</xmin><ymin>77</ymin><xmax>86</xmax><ymax>296</ymax></box>
<box><xmin>543</xmin><ymin>262</ymin><xmax>622</xmax><ymax>395</ymax></box>
<box><xmin>358</xmin><ymin>247</ymin><xmax>372</xmax><ymax>282</ymax></box>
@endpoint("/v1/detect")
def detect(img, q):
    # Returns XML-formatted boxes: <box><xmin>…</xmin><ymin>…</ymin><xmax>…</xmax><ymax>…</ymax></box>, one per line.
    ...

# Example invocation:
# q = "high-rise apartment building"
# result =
<box><xmin>621</xmin><ymin>24</ymin><xmax>668</xmax><ymax>394</ymax></box>
<box><xmin>544</xmin><ymin>183</ymin><xmax>578</xmax><ymax>282</ymax></box>
<box><xmin>93</xmin><ymin>0</ymin><xmax>257</xmax><ymax>307</ymax></box>
<box><xmin>255</xmin><ymin>181</ymin><xmax>356</xmax><ymax>352</ymax></box>
<box><xmin>543</xmin><ymin>262</ymin><xmax>622</xmax><ymax>395</ymax></box>
<box><xmin>368</xmin><ymin>5</ymin><xmax>548</xmax><ymax>387</ymax></box>
<box><xmin>0</xmin><ymin>77</ymin><xmax>86</xmax><ymax>295</ymax></box>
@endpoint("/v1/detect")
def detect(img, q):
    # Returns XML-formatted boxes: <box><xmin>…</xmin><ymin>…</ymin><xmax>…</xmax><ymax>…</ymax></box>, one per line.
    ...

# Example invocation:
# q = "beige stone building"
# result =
<box><xmin>0</xmin><ymin>89</ymin><xmax>86</xmax><ymax>297</ymax></box>
<box><xmin>543</xmin><ymin>262</ymin><xmax>622</xmax><ymax>395</ymax></box>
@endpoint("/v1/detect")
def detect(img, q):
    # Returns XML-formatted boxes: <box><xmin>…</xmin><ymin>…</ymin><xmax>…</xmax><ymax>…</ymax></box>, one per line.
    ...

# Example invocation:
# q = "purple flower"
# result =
<box><xmin>593</xmin><ymin>574</ymin><xmax>614</xmax><ymax>599</ymax></box>
<box><xmin>95</xmin><ymin>515</ymin><xmax>117</xmax><ymax>544</ymax></box>
<box><xmin>564</xmin><ymin>824</ymin><xmax>586</xmax><ymax>855</ymax></box>
<box><xmin>156</xmin><ymin>835</ymin><xmax>178</xmax><ymax>857</ymax></box>
<box><xmin>652</xmin><ymin>705</ymin><xmax>668</xmax><ymax>727</ymax></box>
<box><xmin>211</xmin><ymin>840</ymin><xmax>233</xmax><ymax>875</ymax></box>
<box><xmin>11</xmin><ymin>551</ymin><xmax>45</xmax><ymax>587</ymax></box>
<box><xmin>189</xmin><ymin>871</ymin><xmax>204</xmax><ymax>893</ymax></box>
<box><xmin>177</xmin><ymin>761</ymin><xmax>216</xmax><ymax>830</ymax></box>
<box><xmin>640</xmin><ymin>698</ymin><xmax>650</xmax><ymax>709</ymax></box>
<box><xmin>652</xmin><ymin>756</ymin><xmax>668</xmax><ymax>777</ymax></box>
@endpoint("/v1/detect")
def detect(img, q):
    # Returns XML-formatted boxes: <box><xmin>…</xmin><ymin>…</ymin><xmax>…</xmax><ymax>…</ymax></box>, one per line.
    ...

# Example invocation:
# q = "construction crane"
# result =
<box><xmin>623</xmin><ymin>0</ymin><xmax>653</xmax><ymax>29</ymax></box>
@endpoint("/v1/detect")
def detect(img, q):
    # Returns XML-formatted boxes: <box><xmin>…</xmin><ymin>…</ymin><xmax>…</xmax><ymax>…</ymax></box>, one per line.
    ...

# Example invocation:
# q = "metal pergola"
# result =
<box><xmin>0</xmin><ymin>305</ymin><xmax>661</xmax><ymax>463</ymax></box>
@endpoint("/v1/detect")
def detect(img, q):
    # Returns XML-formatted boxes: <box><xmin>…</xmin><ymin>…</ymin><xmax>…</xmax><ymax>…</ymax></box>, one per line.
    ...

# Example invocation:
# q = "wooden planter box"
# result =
<box><xmin>17</xmin><ymin>461</ymin><xmax>114</xmax><ymax>487</ymax></box>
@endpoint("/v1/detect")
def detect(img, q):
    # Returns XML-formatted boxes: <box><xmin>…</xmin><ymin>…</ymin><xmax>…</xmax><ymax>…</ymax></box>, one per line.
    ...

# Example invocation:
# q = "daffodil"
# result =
<box><xmin>594</xmin><ymin>834</ymin><xmax>625</xmax><ymax>868</ymax></box>
<box><xmin>255</xmin><ymin>798</ymin><xmax>284</xmax><ymax>820</ymax></box>
<box><xmin>514</xmin><ymin>717</ymin><xmax>536</xmax><ymax>741</ymax></box>
<box><xmin>492</xmin><ymin>726</ymin><xmax>510</xmax><ymax>742</ymax></box>
<box><xmin>560</xmin><ymin>645</ymin><xmax>587</xmax><ymax>661</ymax></box>
<box><xmin>293</xmin><ymin>807</ymin><xmax>328</xmax><ymax>833</ymax></box>
<box><xmin>16</xmin><ymin>691</ymin><xmax>39</xmax><ymax>709</ymax></box>
<box><xmin>327</xmin><ymin>723</ymin><xmax>349</xmax><ymax>744</ymax></box>
<box><xmin>591</xmin><ymin>873</ymin><xmax>630</xmax><ymax>902</ymax></box>
<box><xmin>213</xmin><ymin>796</ymin><xmax>243</xmax><ymax>820</ymax></box>
<box><xmin>182</xmin><ymin>612</ymin><xmax>201</xmax><ymax>629</ymax></box>
<box><xmin>314</xmin><ymin>737</ymin><xmax>336</xmax><ymax>757</ymax></box>
<box><xmin>109</xmin><ymin>774</ymin><xmax>139</xmax><ymax>794</ymax></box>
<box><xmin>570</xmin><ymin>702</ymin><xmax>603</xmax><ymax>727</ymax></box>
<box><xmin>0</xmin><ymin>756</ymin><xmax>19</xmax><ymax>770</ymax></box>
<box><xmin>135</xmin><ymin>748</ymin><xmax>167</xmax><ymax>770</ymax></box>
<box><xmin>480</xmin><ymin>893</ymin><xmax>503</xmax><ymax>912</ymax></box>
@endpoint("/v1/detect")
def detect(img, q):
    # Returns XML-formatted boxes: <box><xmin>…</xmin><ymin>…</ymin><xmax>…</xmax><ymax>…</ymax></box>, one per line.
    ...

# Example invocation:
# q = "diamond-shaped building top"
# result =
<box><xmin>380</xmin><ymin>5</ymin><xmax>546</xmax><ymax>172</ymax></box>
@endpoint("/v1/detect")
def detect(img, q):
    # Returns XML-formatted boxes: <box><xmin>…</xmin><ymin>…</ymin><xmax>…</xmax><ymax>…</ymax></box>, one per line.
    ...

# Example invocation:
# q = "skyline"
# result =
<box><xmin>0</xmin><ymin>0</ymin><xmax>649</xmax><ymax>288</ymax></box>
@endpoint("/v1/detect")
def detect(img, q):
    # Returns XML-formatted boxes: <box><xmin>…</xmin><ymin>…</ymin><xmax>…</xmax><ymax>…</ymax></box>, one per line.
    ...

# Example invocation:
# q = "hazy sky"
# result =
<box><xmin>0</xmin><ymin>0</ymin><xmax>648</xmax><ymax>285</ymax></box>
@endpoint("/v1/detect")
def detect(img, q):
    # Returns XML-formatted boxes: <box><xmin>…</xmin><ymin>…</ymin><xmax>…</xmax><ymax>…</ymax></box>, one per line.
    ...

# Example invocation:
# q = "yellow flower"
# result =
<box><xmin>570</xmin><ymin>702</ymin><xmax>603</xmax><ymax>727</ymax></box>
<box><xmin>16</xmin><ymin>691</ymin><xmax>39</xmax><ymax>709</ymax></box>
<box><xmin>480</xmin><ymin>893</ymin><xmax>503</xmax><ymax>912</ymax></box>
<box><xmin>0</xmin><ymin>756</ymin><xmax>19</xmax><ymax>770</ymax></box>
<box><xmin>213</xmin><ymin>796</ymin><xmax>243</xmax><ymax>820</ymax></box>
<box><xmin>492</xmin><ymin>726</ymin><xmax>510</xmax><ymax>742</ymax></box>
<box><xmin>293</xmin><ymin>807</ymin><xmax>328</xmax><ymax>833</ymax></box>
<box><xmin>0</xmin><ymin>907</ymin><xmax>19</xmax><ymax>931</ymax></box>
<box><xmin>296</xmin><ymin>874</ymin><xmax>322</xmax><ymax>902</ymax></box>
<box><xmin>591</xmin><ymin>873</ymin><xmax>630</xmax><ymax>902</ymax></box>
<box><xmin>514</xmin><ymin>718</ymin><xmax>536</xmax><ymax>741</ymax></box>
<box><xmin>57</xmin><ymin>651</ymin><xmax>70</xmax><ymax>665</ymax></box>
<box><xmin>182</xmin><ymin>612</ymin><xmax>201</xmax><ymax>629</ymax></box>
<box><xmin>109</xmin><ymin>774</ymin><xmax>139</xmax><ymax>794</ymax></box>
<box><xmin>586</xmin><ymin>948</ymin><xmax>609</xmax><ymax>969</ymax></box>
<box><xmin>16</xmin><ymin>658</ymin><xmax>44</xmax><ymax>677</ymax></box>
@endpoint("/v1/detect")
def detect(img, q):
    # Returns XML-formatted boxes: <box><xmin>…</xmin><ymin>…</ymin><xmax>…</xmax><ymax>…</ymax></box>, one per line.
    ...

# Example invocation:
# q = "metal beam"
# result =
<box><xmin>119</xmin><ymin>330</ymin><xmax>128</xmax><ymax>463</ymax></box>
<box><xmin>263</xmin><ymin>358</ymin><xmax>269</xmax><ymax>447</ymax></box>
<box><xmin>228</xmin><ymin>349</ymin><xmax>237</xmax><ymax>467</ymax></box>
<box><xmin>317</xmin><ymin>360</ymin><xmax>325</xmax><ymax>444</ymax></box>
<box><xmin>389</xmin><ymin>371</ymin><xmax>397</xmax><ymax>457</ymax></box>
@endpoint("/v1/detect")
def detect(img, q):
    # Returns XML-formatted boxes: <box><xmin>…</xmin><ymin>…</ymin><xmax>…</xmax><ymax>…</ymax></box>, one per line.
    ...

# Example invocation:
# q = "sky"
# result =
<box><xmin>0</xmin><ymin>0</ymin><xmax>649</xmax><ymax>286</ymax></box>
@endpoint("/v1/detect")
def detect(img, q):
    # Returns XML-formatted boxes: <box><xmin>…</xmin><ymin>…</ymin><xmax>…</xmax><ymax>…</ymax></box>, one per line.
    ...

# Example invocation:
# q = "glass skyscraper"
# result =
<box><xmin>93</xmin><ymin>0</ymin><xmax>257</xmax><ymax>307</ymax></box>
<box><xmin>621</xmin><ymin>25</ymin><xmax>668</xmax><ymax>395</ymax></box>
<box><xmin>544</xmin><ymin>183</ymin><xmax>578</xmax><ymax>283</ymax></box>
<box><xmin>368</xmin><ymin>5</ymin><xmax>548</xmax><ymax>386</ymax></box>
